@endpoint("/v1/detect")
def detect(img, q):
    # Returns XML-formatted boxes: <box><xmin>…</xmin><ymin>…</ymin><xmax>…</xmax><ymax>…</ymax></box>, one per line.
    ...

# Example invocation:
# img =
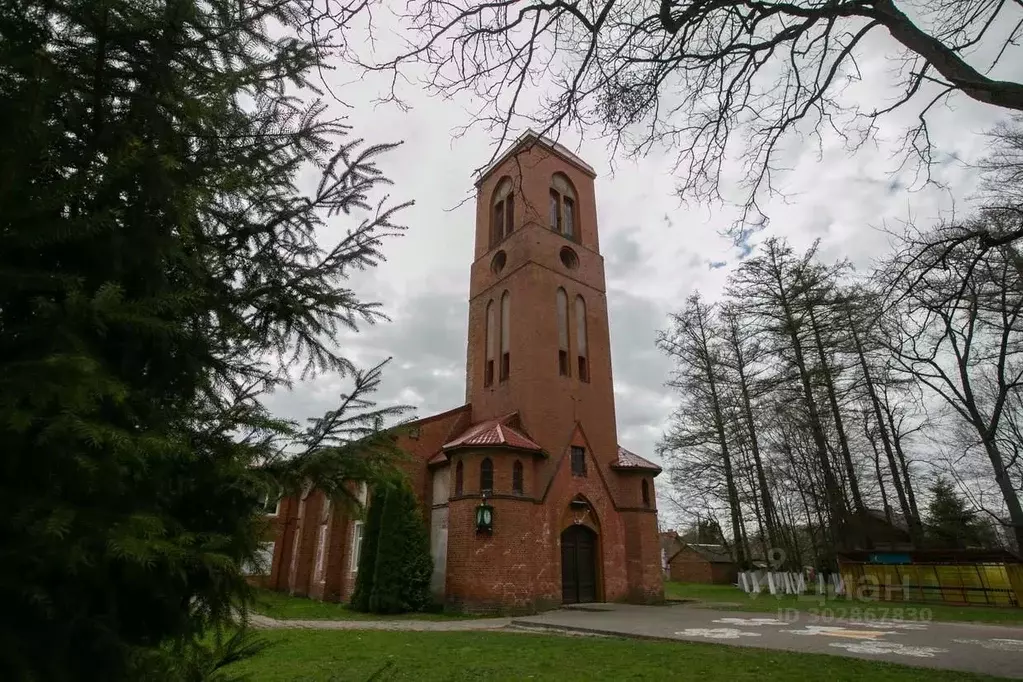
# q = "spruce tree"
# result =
<box><xmin>925</xmin><ymin>478</ymin><xmax>996</xmax><ymax>549</ymax></box>
<box><xmin>352</xmin><ymin>479</ymin><xmax>433</xmax><ymax>614</ymax></box>
<box><xmin>0</xmin><ymin>1</ymin><xmax>409</xmax><ymax>679</ymax></box>
<box><xmin>350</xmin><ymin>482</ymin><xmax>388</xmax><ymax>612</ymax></box>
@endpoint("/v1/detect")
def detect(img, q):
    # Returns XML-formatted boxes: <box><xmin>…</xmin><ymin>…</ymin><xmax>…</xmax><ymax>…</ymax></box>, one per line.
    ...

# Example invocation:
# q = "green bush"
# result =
<box><xmin>350</xmin><ymin>483</ymin><xmax>387</xmax><ymax>612</ymax></box>
<box><xmin>352</xmin><ymin>480</ymin><xmax>433</xmax><ymax>614</ymax></box>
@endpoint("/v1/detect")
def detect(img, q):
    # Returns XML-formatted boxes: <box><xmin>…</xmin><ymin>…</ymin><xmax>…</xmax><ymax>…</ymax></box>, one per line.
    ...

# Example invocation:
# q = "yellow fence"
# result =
<box><xmin>840</xmin><ymin>562</ymin><xmax>1023</xmax><ymax>607</ymax></box>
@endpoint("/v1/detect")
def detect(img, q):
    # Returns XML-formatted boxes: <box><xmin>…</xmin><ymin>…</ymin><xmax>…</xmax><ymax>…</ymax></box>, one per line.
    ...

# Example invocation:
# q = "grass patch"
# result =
<box><xmin>224</xmin><ymin>630</ymin><xmax>999</xmax><ymax>681</ymax></box>
<box><xmin>248</xmin><ymin>589</ymin><xmax>488</xmax><ymax>621</ymax></box>
<box><xmin>664</xmin><ymin>582</ymin><xmax>1023</xmax><ymax>625</ymax></box>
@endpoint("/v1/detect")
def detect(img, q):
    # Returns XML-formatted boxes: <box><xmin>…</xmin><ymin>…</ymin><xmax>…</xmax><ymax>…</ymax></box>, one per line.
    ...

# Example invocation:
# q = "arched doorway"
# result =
<box><xmin>561</xmin><ymin>525</ymin><xmax>598</xmax><ymax>604</ymax></box>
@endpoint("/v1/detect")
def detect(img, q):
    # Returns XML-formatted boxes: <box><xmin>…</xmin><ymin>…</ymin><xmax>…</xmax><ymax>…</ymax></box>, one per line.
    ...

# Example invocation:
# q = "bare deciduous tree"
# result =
<box><xmin>883</xmin><ymin>222</ymin><xmax>1023</xmax><ymax>548</ymax></box>
<box><xmin>352</xmin><ymin>0</ymin><xmax>1023</xmax><ymax>238</ymax></box>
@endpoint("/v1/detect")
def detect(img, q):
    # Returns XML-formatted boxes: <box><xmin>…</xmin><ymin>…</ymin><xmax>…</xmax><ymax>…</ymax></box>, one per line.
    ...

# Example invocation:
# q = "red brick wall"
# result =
<box><xmin>668</xmin><ymin>549</ymin><xmax>738</xmax><ymax>585</ymax></box>
<box><xmin>466</xmin><ymin>141</ymin><xmax>622</xmax><ymax>505</ymax></box>
<box><xmin>442</xmin><ymin>432</ymin><xmax>663</xmax><ymax>613</ymax></box>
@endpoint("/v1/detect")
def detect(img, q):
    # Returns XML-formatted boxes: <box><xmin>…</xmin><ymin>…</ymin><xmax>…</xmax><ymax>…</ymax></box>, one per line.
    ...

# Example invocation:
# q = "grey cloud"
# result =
<box><xmin>265</xmin><ymin>290</ymin><xmax>468</xmax><ymax>428</ymax></box>
<box><xmin>265</xmin><ymin>281</ymin><xmax>675</xmax><ymax>469</ymax></box>
<box><xmin>608</xmin><ymin>287</ymin><xmax>676</xmax><ymax>462</ymax></box>
<box><xmin>603</xmin><ymin>229</ymin><xmax>643</xmax><ymax>277</ymax></box>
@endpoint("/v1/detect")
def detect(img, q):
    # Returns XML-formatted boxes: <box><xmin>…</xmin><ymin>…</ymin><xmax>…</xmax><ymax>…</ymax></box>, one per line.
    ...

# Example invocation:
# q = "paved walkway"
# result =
<box><xmin>248</xmin><ymin>604</ymin><xmax>1023</xmax><ymax>678</ymax></box>
<box><xmin>248</xmin><ymin>613</ymin><xmax>512</xmax><ymax>631</ymax></box>
<box><xmin>513</xmin><ymin>603</ymin><xmax>1023</xmax><ymax>679</ymax></box>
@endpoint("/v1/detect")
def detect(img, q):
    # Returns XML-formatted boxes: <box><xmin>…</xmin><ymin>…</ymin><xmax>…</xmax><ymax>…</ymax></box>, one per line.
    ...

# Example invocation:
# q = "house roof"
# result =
<box><xmin>660</xmin><ymin>531</ymin><xmax>683</xmax><ymax>557</ymax></box>
<box><xmin>475</xmin><ymin>129</ymin><xmax>597</xmax><ymax>186</ymax></box>
<box><xmin>864</xmin><ymin>508</ymin><xmax>910</xmax><ymax>532</ymax></box>
<box><xmin>442</xmin><ymin>413</ymin><xmax>544</xmax><ymax>453</ymax></box>
<box><xmin>669</xmin><ymin>543</ymin><xmax>736</xmax><ymax>565</ymax></box>
<box><xmin>611</xmin><ymin>446</ymin><xmax>662</xmax><ymax>474</ymax></box>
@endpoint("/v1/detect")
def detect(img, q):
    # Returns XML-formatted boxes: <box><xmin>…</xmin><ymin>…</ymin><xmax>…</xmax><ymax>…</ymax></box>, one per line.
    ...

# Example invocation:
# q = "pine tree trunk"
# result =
<box><xmin>982</xmin><ymin>436</ymin><xmax>1023</xmax><ymax>550</ymax></box>
<box><xmin>884</xmin><ymin>405</ymin><xmax>923</xmax><ymax>527</ymax></box>
<box><xmin>865</xmin><ymin>418</ymin><xmax>894</xmax><ymax>523</ymax></box>
<box><xmin>846</xmin><ymin>308</ymin><xmax>923</xmax><ymax>543</ymax></box>
<box><xmin>775</xmin><ymin>286</ymin><xmax>846</xmax><ymax>550</ymax></box>
<box><xmin>726</xmin><ymin>319</ymin><xmax>781</xmax><ymax>554</ymax></box>
<box><xmin>705</xmin><ymin>363</ymin><xmax>746</xmax><ymax>567</ymax></box>
<box><xmin>808</xmin><ymin>306</ymin><xmax>867</xmax><ymax>526</ymax></box>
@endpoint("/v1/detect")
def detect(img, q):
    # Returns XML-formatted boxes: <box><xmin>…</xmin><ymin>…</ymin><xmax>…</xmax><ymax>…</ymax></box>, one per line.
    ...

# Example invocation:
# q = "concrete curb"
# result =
<box><xmin>509</xmin><ymin>620</ymin><xmax>681</xmax><ymax>643</ymax></box>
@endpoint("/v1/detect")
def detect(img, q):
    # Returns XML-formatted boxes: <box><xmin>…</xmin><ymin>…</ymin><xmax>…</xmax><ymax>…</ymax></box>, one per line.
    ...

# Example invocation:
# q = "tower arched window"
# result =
<box><xmin>480</xmin><ymin>457</ymin><xmax>494</xmax><ymax>493</ymax></box>
<box><xmin>575</xmin><ymin>295</ymin><xmax>589</xmax><ymax>382</ymax></box>
<box><xmin>455</xmin><ymin>460</ymin><xmax>464</xmax><ymax>496</ymax></box>
<box><xmin>556</xmin><ymin>288</ymin><xmax>570</xmax><ymax>376</ymax></box>
<box><xmin>512</xmin><ymin>460</ymin><xmax>524</xmax><ymax>495</ymax></box>
<box><xmin>642</xmin><ymin>479</ymin><xmax>651</xmax><ymax>508</ymax></box>
<box><xmin>491</xmin><ymin>177</ymin><xmax>514</xmax><ymax>247</ymax></box>
<box><xmin>485</xmin><ymin>299</ymin><xmax>497</xmax><ymax>387</ymax></box>
<box><xmin>549</xmin><ymin>173</ymin><xmax>577</xmax><ymax>241</ymax></box>
<box><xmin>500</xmin><ymin>291</ymin><xmax>511</xmax><ymax>381</ymax></box>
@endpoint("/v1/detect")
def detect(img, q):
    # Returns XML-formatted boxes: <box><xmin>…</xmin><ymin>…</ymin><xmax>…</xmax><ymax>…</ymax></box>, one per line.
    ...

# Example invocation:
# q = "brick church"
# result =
<box><xmin>256</xmin><ymin>131</ymin><xmax>665</xmax><ymax>612</ymax></box>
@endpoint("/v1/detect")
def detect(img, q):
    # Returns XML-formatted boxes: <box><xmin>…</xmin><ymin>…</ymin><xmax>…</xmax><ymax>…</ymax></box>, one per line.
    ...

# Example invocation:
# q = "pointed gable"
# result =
<box><xmin>475</xmin><ymin>129</ymin><xmax>597</xmax><ymax>188</ymax></box>
<box><xmin>442</xmin><ymin>412</ymin><xmax>543</xmax><ymax>453</ymax></box>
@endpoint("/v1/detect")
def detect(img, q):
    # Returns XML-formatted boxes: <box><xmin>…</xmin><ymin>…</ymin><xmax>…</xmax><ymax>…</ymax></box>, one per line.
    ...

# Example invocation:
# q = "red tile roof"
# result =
<box><xmin>427</xmin><ymin>450</ymin><xmax>447</xmax><ymax>466</ymax></box>
<box><xmin>612</xmin><ymin>446</ymin><xmax>662</xmax><ymax>473</ymax></box>
<box><xmin>443</xmin><ymin>415</ymin><xmax>543</xmax><ymax>453</ymax></box>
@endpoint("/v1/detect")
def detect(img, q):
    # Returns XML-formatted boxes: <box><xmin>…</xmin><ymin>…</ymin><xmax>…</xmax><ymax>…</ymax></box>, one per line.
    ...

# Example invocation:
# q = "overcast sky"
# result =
<box><xmin>265</xmin><ymin>12</ymin><xmax>1022</xmax><ymax>488</ymax></box>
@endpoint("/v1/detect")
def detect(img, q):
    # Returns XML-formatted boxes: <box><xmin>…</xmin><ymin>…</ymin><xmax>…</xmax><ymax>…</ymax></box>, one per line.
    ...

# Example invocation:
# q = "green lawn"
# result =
<box><xmin>247</xmin><ymin>589</ymin><xmax>486</xmax><ymax>621</ymax></box>
<box><xmin>664</xmin><ymin>582</ymin><xmax>1023</xmax><ymax>625</ymax></box>
<box><xmin>224</xmin><ymin>630</ymin><xmax>1000</xmax><ymax>681</ymax></box>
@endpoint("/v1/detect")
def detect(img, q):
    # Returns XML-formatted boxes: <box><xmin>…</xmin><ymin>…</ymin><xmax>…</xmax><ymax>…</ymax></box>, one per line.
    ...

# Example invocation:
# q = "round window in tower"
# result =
<box><xmin>559</xmin><ymin>246</ymin><xmax>579</xmax><ymax>270</ymax></box>
<box><xmin>491</xmin><ymin>250</ymin><xmax>507</xmax><ymax>275</ymax></box>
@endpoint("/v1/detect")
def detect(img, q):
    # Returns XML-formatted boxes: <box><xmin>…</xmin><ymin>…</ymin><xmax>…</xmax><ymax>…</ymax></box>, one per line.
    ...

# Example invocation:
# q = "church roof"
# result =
<box><xmin>442</xmin><ymin>413</ymin><xmax>544</xmax><ymax>453</ymax></box>
<box><xmin>475</xmin><ymin>129</ymin><xmax>596</xmax><ymax>186</ymax></box>
<box><xmin>612</xmin><ymin>446</ymin><xmax>662</xmax><ymax>473</ymax></box>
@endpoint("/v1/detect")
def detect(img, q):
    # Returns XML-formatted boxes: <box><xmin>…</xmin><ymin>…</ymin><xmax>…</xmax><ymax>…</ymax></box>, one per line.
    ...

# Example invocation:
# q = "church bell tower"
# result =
<box><xmin>464</xmin><ymin>132</ymin><xmax>621</xmax><ymax>476</ymax></box>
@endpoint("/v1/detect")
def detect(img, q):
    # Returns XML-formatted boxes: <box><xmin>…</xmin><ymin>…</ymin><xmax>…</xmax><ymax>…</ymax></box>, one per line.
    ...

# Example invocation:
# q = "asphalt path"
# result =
<box><xmin>512</xmin><ymin>603</ymin><xmax>1023</xmax><ymax>679</ymax></box>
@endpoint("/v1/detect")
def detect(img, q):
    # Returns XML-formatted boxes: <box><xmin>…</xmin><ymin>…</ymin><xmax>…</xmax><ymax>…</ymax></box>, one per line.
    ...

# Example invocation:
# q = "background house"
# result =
<box><xmin>665</xmin><ymin>542</ymin><xmax>738</xmax><ymax>585</ymax></box>
<box><xmin>659</xmin><ymin>530</ymin><xmax>683</xmax><ymax>578</ymax></box>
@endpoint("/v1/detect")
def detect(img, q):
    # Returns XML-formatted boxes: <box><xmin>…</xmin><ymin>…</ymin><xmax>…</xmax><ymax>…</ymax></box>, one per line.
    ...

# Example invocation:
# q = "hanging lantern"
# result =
<box><xmin>570</xmin><ymin>497</ymin><xmax>590</xmax><ymax>525</ymax></box>
<box><xmin>475</xmin><ymin>495</ymin><xmax>494</xmax><ymax>533</ymax></box>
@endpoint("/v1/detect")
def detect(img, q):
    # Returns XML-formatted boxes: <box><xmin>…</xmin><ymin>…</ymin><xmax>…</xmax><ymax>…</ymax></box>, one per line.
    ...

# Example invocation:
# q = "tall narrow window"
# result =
<box><xmin>500</xmin><ymin>291</ymin><xmax>511</xmax><ymax>381</ymax></box>
<box><xmin>485</xmin><ymin>300</ymin><xmax>496</xmax><ymax>387</ymax></box>
<box><xmin>563</xmin><ymin>196</ymin><xmax>575</xmax><ymax>239</ymax></box>
<box><xmin>492</xmin><ymin>201</ymin><xmax>504</xmax><ymax>246</ymax></box>
<box><xmin>550</xmin><ymin>173</ymin><xmax>578</xmax><ymax>241</ymax></box>
<box><xmin>455</xmin><ymin>460</ymin><xmax>464</xmax><ymax>496</ymax></box>
<box><xmin>570</xmin><ymin>446</ymin><xmax>587</xmax><ymax>477</ymax></box>
<box><xmin>642</xmin><ymin>479</ymin><xmax>651</xmax><ymax>508</ymax></box>
<box><xmin>575</xmin><ymin>295</ymin><xmax>589</xmax><ymax>382</ymax></box>
<box><xmin>350</xmin><ymin>521</ymin><xmax>364</xmax><ymax>573</ymax></box>
<box><xmin>257</xmin><ymin>487</ymin><xmax>281</xmax><ymax>516</ymax></box>
<box><xmin>549</xmin><ymin>189</ymin><xmax>560</xmax><ymax>231</ymax></box>
<box><xmin>492</xmin><ymin>177</ymin><xmax>514</xmax><ymax>246</ymax></box>
<box><xmin>512</xmin><ymin>460</ymin><xmax>524</xmax><ymax>495</ymax></box>
<box><xmin>314</xmin><ymin>497</ymin><xmax>332</xmax><ymax>582</ymax></box>
<box><xmin>314</xmin><ymin>524</ymin><xmax>328</xmax><ymax>582</ymax></box>
<box><xmin>506</xmin><ymin>192</ymin><xmax>515</xmax><ymax>237</ymax></box>
<box><xmin>556</xmin><ymin>288</ymin><xmax>570</xmax><ymax>376</ymax></box>
<box><xmin>480</xmin><ymin>458</ymin><xmax>494</xmax><ymax>493</ymax></box>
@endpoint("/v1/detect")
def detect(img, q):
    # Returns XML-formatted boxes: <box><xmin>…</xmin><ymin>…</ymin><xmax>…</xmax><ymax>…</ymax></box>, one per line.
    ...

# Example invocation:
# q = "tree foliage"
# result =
<box><xmin>660</xmin><ymin>230</ymin><xmax>1020</xmax><ymax>570</ymax></box>
<box><xmin>0</xmin><ymin>0</ymin><xmax>410</xmax><ymax>678</ymax></box>
<box><xmin>351</xmin><ymin>479</ymin><xmax>434</xmax><ymax>614</ymax></box>
<box><xmin>350</xmin><ymin>481</ymin><xmax>388</xmax><ymax>613</ymax></box>
<box><xmin>926</xmin><ymin>477</ymin><xmax>997</xmax><ymax>549</ymax></box>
